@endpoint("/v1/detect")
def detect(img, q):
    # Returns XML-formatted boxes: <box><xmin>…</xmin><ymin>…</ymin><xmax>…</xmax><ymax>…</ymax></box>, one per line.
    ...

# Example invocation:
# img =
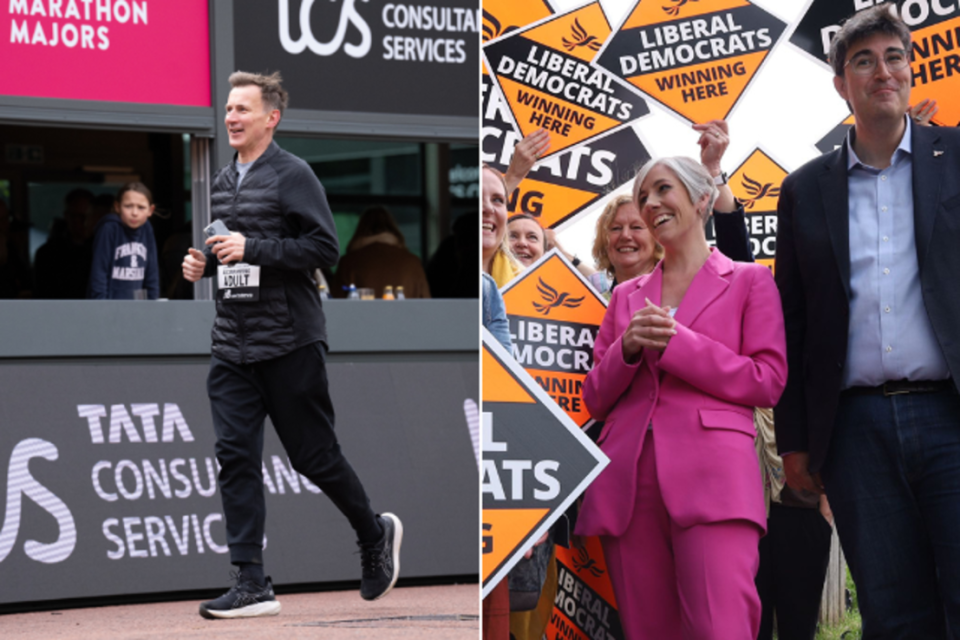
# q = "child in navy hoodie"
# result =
<box><xmin>87</xmin><ymin>182</ymin><xmax>160</xmax><ymax>299</ymax></box>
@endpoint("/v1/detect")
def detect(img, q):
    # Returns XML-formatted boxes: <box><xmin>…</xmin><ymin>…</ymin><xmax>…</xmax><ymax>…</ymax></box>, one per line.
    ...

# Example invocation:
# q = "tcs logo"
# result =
<box><xmin>0</xmin><ymin>439</ymin><xmax>76</xmax><ymax>564</ymax></box>
<box><xmin>279</xmin><ymin>0</ymin><xmax>372</xmax><ymax>58</ymax></box>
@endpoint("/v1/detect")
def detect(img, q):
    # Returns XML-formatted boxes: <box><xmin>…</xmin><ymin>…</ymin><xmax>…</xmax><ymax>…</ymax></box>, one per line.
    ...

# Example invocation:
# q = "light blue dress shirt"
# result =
<box><xmin>842</xmin><ymin>122</ymin><xmax>949</xmax><ymax>389</ymax></box>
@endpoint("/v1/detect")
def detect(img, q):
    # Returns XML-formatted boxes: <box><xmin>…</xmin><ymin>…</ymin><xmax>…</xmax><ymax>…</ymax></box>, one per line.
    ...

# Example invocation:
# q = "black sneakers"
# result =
<box><xmin>359</xmin><ymin>512</ymin><xmax>403</xmax><ymax>601</ymax></box>
<box><xmin>199</xmin><ymin>571</ymin><xmax>282</xmax><ymax>619</ymax></box>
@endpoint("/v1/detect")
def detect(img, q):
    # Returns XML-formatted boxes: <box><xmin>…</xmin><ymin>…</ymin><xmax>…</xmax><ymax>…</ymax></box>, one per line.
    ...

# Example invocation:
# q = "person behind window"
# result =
<box><xmin>87</xmin><ymin>182</ymin><xmax>160</xmax><ymax>300</ymax></box>
<box><xmin>34</xmin><ymin>188</ymin><xmax>94</xmax><ymax>299</ymax></box>
<box><xmin>0</xmin><ymin>199</ymin><xmax>30</xmax><ymax>299</ymax></box>
<box><xmin>332</xmin><ymin>205</ymin><xmax>430</xmax><ymax>298</ymax></box>
<box><xmin>426</xmin><ymin>211</ymin><xmax>478</xmax><ymax>298</ymax></box>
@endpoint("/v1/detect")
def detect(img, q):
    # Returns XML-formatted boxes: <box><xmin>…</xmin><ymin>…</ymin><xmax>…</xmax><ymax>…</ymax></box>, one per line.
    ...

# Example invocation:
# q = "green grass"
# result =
<box><xmin>814</xmin><ymin>567</ymin><xmax>861</xmax><ymax>640</ymax></box>
<box><xmin>814</xmin><ymin>609</ymin><xmax>862</xmax><ymax>640</ymax></box>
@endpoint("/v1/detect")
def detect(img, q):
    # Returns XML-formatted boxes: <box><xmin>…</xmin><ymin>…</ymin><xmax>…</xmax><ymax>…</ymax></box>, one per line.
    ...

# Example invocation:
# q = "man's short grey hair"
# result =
<box><xmin>829</xmin><ymin>4</ymin><xmax>911</xmax><ymax>77</ymax></box>
<box><xmin>632</xmin><ymin>157</ymin><xmax>718</xmax><ymax>226</ymax></box>
<box><xmin>229</xmin><ymin>71</ymin><xmax>289</xmax><ymax>117</ymax></box>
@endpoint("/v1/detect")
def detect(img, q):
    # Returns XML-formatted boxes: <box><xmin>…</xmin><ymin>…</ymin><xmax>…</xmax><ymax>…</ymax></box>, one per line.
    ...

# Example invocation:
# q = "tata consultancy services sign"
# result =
<box><xmin>0</xmin><ymin>0</ymin><xmax>210</xmax><ymax>106</ymax></box>
<box><xmin>0</xmin><ymin>358</ymin><xmax>477</xmax><ymax>604</ymax></box>
<box><xmin>234</xmin><ymin>0</ymin><xmax>479</xmax><ymax>117</ymax></box>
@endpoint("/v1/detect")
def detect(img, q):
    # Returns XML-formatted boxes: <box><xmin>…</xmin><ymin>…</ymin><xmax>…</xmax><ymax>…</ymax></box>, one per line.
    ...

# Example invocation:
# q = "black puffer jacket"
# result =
<box><xmin>203</xmin><ymin>141</ymin><xmax>339</xmax><ymax>364</ymax></box>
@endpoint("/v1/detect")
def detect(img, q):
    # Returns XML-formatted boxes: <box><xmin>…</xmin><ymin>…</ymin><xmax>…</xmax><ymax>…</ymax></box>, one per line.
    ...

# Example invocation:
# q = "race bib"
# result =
<box><xmin>217</xmin><ymin>263</ymin><xmax>260</xmax><ymax>302</ymax></box>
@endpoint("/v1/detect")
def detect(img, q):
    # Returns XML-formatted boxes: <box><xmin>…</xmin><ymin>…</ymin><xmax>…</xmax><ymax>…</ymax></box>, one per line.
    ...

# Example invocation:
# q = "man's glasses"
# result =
<box><xmin>845</xmin><ymin>49</ymin><xmax>910</xmax><ymax>76</ymax></box>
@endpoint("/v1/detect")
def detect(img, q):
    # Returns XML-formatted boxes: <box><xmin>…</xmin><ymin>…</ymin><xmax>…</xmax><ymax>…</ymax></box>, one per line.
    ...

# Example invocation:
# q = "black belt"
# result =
<box><xmin>842</xmin><ymin>379</ymin><xmax>954</xmax><ymax>398</ymax></box>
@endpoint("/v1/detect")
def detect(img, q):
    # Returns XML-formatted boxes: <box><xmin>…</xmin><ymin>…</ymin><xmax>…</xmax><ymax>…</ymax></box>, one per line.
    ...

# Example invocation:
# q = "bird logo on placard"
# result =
<box><xmin>562</xmin><ymin>18</ymin><xmax>602</xmax><ymax>53</ymax></box>
<box><xmin>740</xmin><ymin>174</ymin><xmax>780</xmax><ymax>209</ymax></box>
<box><xmin>533</xmin><ymin>278</ymin><xmax>585</xmax><ymax>316</ymax></box>
<box><xmin>483</xmin><ymin>10</ymin><xmax>520</xmax><ymax>42</ymax></box>
<box><xmin>572</xmin><ymin>546</ymin><xmax>605</xmax><ymax>577</ymax></box>
<box><xmin>663</xmin><ymin>0</ymin><xmax>699</xmax><ymax>17</ymax></box>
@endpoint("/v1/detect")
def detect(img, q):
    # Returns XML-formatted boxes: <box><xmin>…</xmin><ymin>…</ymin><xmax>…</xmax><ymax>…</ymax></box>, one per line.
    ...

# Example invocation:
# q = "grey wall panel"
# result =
<box><xmin>0</xmin><ymin>97</ymin><xmax>215</xmax><ymax>136</ymax></box>
<box><xmin>0</xmin><ymin>355</ymin><xmax>478</xmax><ymax>605</ymax></box>
<box><xmin>0</xmin><ymin>300</ymin><xmax>479</xmax><ymax>358</ymax></box>
<box><xmin>279</xmin><ymin>110</ymin><xmax>477</xmax><ymax>143</ymax></box>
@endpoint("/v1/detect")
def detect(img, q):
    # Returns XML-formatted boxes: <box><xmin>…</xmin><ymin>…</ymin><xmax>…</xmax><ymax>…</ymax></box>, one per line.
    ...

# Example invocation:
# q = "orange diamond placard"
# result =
<box><xmin>481</xmin><ymin>327</ymin><xmax>608</xmax><ymax>597</ymax></box>
<box><xmin>546</xmin><ymin>537</ymin><xmax>625</xmax><ymax>640</ymax></box>
<box><xmin>483</xmin><ymin>72</ymin><xmax>651</xmax><ymax>229</ymax></box>
<box><xmin>483</xmin><ymin>1</ymin><xmax>650</xmax><ymax>159</ymax></box>
<box><xmin>728</xmin><ymin>148</ymin><xmax>789</xmax><ymax>273</ymax></box>
<box><xmin>482</xmin><ymin>0</ymin><xmax>554</xmax><ymax>45</ymax></box>
<box><xmin>500</xmin><ymin>250</ymin><xmax>608</xmax><ymax>427</ymax></box>
<box><xmin>594</xmin><ymin>0</ymin><xmax>786</xmax><ymax>124</ymax></box>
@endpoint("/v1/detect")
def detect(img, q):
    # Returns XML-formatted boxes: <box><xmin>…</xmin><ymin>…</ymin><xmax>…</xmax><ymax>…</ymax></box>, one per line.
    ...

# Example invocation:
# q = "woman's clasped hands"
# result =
<box><xmin>622</xmin><ymin>297</ymin><xmax>677</xmax><ymax>363</ymax></box>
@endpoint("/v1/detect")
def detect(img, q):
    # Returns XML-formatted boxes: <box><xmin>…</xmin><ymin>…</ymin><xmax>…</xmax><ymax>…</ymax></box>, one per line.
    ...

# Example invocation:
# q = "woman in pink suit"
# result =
<box><xmin>575</xmin><ymin>156</ymin><xmax>788</xmax><ymax>640</ymax></box>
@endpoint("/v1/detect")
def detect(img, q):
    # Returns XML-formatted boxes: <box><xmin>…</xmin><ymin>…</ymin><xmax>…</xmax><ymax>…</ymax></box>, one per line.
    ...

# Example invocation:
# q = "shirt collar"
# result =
<box><xmin>846</xmin><ymin>116</ymin><xmax>912</xmax><ymax>171</ymax></box>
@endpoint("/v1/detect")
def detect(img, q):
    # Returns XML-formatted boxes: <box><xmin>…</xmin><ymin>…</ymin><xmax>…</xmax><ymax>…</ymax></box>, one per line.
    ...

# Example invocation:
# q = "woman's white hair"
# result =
<box><xmin>632</xmin><ymin>156</ymin><xmax>719</xmax><ymax>226</ymax></box>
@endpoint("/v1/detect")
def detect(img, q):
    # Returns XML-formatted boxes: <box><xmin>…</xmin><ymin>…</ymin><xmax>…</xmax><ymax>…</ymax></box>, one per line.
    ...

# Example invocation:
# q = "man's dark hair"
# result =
<box><xmin>229</xmin><ymin>71</ymin><xmax>289</xmax><ymax>117</ymax></box>
<box><xmin>829</xmin><ymin>4</ymin><xmax>912</xmax><ymax>77</ymax></box>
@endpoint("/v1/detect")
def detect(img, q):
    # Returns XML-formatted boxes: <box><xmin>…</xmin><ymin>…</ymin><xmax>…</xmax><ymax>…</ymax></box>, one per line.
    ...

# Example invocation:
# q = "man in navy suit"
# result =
<box><xmin>775</xmin><ymin>6</ymin><xmax>960</xmax><ymax>638</ymax></box>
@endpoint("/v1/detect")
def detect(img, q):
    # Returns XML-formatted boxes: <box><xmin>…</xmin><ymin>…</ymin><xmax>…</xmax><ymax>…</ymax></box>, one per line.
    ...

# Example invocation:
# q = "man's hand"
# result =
<box><xmin>206</xmin><ymin>232</ymin><xmax>246</xmax><ymax>264</ymax></box>
<box><xmin>783</xmin><ymin>452</ymin><xmax>824</xmax><ymax>495</ymax></box>
<box><xmin>504</xmin><ymin>129</ymin><xmax>551</xmax><ymax>194</ymax></box>
<box><xmin>622</xmin><ymin>298</ymin><xmax>676</xmax><ymax>362</ymax></box>
<box><xmin>182</xmin><ymin>248</ymin><xmax>207</xmax><ymax>283</ymax></box>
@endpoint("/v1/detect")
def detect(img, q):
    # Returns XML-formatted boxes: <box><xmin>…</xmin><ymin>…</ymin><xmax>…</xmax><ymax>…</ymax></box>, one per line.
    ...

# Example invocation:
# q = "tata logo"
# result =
<box><xmin>533</xmin><ymin>278</ymin><xmax>585</xmax><ymax>316</ymax></box>
<box><xmin>0</xmin><ymin>439</ymin><xmax>76</xmax><ymax>564</ymax></box>
<box><xmin>279</xmin><ymin>0</ymin><xmax>372</xmax><ymax>58</ymax></box>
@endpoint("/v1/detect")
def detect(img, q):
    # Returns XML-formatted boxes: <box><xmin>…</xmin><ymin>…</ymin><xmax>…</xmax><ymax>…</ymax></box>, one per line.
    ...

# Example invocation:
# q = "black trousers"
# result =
<box><xmin>756</xmin><ymin>503</ymin><xmax>833</xmax><ymax>640</ymax></box>
<box><xmin>207</xmin><ymin>341</ymin><xmax>378</xmax><ymax>565</ymax></box>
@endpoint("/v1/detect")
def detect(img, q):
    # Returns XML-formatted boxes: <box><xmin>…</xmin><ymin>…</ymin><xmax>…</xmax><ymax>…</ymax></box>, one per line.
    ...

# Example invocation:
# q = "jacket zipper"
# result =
<box><xmin>232</xmin><ymin>172</ymin><xmax>248</xmax><ymax>365</ymax></box>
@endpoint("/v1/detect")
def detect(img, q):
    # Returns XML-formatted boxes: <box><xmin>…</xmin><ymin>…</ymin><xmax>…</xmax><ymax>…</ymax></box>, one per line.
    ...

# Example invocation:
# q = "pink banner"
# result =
<box><xmin>2</xmin><ymin>0</ymin><xmax>210</xmax><ymax>107</ymax></box>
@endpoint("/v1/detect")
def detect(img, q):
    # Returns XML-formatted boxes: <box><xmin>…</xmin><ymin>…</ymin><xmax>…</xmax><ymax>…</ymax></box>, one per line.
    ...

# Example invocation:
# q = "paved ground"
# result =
<box><xmin>0</xmin><ymin>584</ymin><xmax>479</xmax><ymax>639</ymax></box>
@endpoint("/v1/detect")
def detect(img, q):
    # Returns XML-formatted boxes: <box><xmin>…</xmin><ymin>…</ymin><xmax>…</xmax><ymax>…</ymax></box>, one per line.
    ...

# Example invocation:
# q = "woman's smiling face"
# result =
<box><xmin>482</xmin><ymin>168</ymin><xmax>508</xmax><ymax>259</ymax></box>
<box><xmin>635</xmin><ymin>164</ymin><xmax>704</xmax><ymax>249</ymax></box>
<box><xmin>606</xmin><ymin>202</ymin><xmax>658</xmax><ymax>279</ymax></box>
<box><xmin>508</xmin><ymin>218</ymin><xmax>545</xmax><ymax>267</ymax></box>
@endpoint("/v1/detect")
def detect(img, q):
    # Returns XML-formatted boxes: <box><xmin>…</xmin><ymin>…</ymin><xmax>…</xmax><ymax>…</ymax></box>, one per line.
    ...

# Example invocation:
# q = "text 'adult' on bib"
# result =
<box><xmin>481</xmin><ymin>327</ymin><xmax>608</xmax><ymax>598</ymax></box>
<box><xmin>483</xmin><ymin>1</ymin><xmax>650</xmax><ymax>159</ymax></box>
<box><xmin>728</xmin><ymin>148</ymin><xmax>790</xmax><ymax>272</ymax></box>
<box><xmin>594</xmin><ymin>0</ymin><xmax>787</xmax><ymax>124</ymax></box>
<box><xmin>500</xmin><ymin>250</ymin><xmax>608</xmax><ymax>427</ymax></box>
<box><xmin>789</xmin><ymin>0</ymin><xmax>960</xmax><ymax>126</ymax></box>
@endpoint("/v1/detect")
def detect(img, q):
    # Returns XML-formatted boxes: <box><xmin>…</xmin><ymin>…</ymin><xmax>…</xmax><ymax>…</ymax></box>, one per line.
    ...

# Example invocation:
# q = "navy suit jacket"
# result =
<box><xmin>774</xmin><ymin>122</ymin><xmax>960</xmax><ymax>473</ymax></box>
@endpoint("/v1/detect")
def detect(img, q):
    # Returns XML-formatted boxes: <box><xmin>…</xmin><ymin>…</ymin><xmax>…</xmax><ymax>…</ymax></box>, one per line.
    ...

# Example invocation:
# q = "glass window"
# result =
<box><xmin>275</xmin><ymin>136</ymin><xmax>427</xmax><ymax>259</ymax></box>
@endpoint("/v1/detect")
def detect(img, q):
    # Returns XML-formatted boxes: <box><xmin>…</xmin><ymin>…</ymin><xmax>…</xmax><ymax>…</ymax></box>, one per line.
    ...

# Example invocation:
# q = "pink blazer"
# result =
<box><xmin>575</xmin><ymin>250</ymin><xmax>787</xmax><ymax>538</ymax></box>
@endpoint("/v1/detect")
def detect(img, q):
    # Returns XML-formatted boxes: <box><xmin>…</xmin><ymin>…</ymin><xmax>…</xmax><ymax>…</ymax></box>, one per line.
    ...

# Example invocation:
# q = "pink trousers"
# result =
<box><xmin>600</xmin><ymin>430</ymin><xmax>761</xmax><ymax>640</ymax></box>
